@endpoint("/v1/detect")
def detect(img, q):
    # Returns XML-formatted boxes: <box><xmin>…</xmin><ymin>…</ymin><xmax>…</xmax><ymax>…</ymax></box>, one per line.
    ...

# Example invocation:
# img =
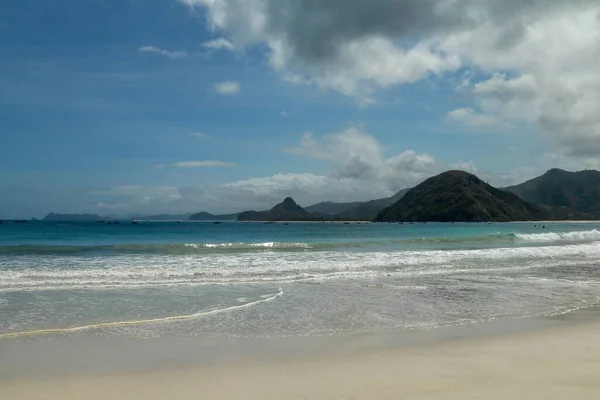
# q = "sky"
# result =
<box><xmin>1</xmin><ymin>0</ymin><xmax>600</xmax><ymax>218</ymax></box>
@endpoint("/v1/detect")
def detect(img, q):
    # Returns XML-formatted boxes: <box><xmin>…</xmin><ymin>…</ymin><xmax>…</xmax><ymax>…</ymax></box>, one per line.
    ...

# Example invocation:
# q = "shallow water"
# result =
<box><xmin>1</xmin><ymin>221</ymin><xmax>600</xmax><ymax>340</ymax></box>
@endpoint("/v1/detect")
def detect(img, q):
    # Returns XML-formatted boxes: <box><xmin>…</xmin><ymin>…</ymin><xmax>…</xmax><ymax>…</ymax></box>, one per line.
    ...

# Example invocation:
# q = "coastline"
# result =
<box><xmin>2</xmin><ymin>309</ymin><xmax>600</xmax><ymax>399</ymax></box>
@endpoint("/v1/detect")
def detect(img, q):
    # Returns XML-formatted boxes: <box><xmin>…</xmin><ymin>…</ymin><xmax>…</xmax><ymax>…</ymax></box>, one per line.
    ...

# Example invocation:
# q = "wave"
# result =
<box><xmin>184</xmin><ymin>242</ymin><xmax>313</xmax><ymax>249</ymax></box>
<box><xmin>2</xmin><ymin>242</ymin><xmax>600</xmax><ymax>292</ymax></box>
<box><xmin>0</xmin><ymin>288</ymin><xmax>283</xmax><ymax>340</ymax></box>
<box><xmin>515</xmin><ymin>229</ymin><xmax>600</xmax><ymax>241</ymax></box>
<box><xmin>2</xmin><ymin>229</ymin><xmax>598</xmax><ymax>256</ymax></box>
<box><xmin>0</xmin><ymin>242</ymin><xmax>317</xmax><ymax>255</ymax></box>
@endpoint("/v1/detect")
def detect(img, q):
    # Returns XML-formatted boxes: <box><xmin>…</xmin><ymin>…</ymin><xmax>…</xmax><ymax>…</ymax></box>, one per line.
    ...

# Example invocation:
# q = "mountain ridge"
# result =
<box><xmin>376</xmin><ymin>170</ymin><xmax>556</xmax><ymax>222</ymax></box>
<box><xmin>505</xmin><ymin>168</ymin><xmax>600</xmax><ymax>217</ymax></box>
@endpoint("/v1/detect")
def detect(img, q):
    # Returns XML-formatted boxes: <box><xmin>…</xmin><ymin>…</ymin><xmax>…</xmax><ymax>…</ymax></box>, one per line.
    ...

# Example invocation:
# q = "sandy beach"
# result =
<box><xmin>2</xmin><ymin>318</ymin><xmax>600</xmax><ymax>400</ymax></box>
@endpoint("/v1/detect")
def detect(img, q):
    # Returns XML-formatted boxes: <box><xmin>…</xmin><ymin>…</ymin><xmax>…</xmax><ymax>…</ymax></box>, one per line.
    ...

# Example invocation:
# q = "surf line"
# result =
<box><xmin>0</xmin><ymin>288</ymin><xmax>283</xmax><ymax>340</ymax></box>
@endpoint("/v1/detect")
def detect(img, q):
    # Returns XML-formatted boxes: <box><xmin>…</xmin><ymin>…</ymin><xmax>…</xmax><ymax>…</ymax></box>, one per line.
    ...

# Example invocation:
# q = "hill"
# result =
<box><xmin>188</xmin><ymin>211</ymin><xmax>239</xmax><ymax>221</ymax></box>
<box><xmin>335</xmin><ymin>188</ymin><xmax>410</xmax><ymax>220</ymax></box>
<box><xmin>505</xmin><ymin>168</ymin><xmax>600</xmax><ymax>217</ymax></box>
<box><xmin>374</xmin><ymin>171</ymin><xmax>550</xmax><ymax>222</ymax></box>
<box><xmin>133</xmin><ymin>213</ymin><xmax>192</xmax><ymax>221</ymax></box>
<box><xmin>237</xmin><ymin>197</ymin><xmax>327</xmax><ymax>221</ymax></box>
<box><xmin>305</xmin><ymin>201</ymin><xmax>362</xmax><ymax>216</ymax></box>
<box><xmin>305</xmin><ymin>189</ymin><xmax>410</xmax><ymax>220</ymax></box>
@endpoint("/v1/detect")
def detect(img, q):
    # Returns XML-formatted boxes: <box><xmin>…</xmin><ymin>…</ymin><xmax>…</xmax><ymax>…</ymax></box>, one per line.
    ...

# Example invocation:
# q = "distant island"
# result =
<box><xmin>42</xmin><ymin>213</ymin><xmax>105</xmax><ymax>221</ymax></box>
<box><xmin>130</xmin><ymin>213</ymin><xmax>193</xmax><ymax>221</ymax></box>
<box><xmin>41</xmin><ymin>212</ymin><xmax>193</xmax><ymax>222</ymax></box>
<box><xmin>189</xmin><ymin>211</ymin><xmax>239</xmax><ymax>221</ymax></box>
<box><xmin>36</xmin><ymin>168</ymin><xmax>600</xmax><ymax>223</ymax></box>
<box><xmin>237</xmin><ymin>197</ymin><xmax>328</xmax><ymax>221</ymax></box>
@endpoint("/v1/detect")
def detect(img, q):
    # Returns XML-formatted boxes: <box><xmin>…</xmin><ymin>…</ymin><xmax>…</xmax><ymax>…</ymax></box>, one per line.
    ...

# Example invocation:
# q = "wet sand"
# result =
<box><xmin>2</xmin><ymin>317</ymin><xmax>600</xmax><ymax>400</ymax></box>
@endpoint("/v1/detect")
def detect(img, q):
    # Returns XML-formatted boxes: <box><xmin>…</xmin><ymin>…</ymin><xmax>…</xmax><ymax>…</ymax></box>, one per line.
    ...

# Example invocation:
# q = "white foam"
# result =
<box><xmin>2</xmin><ymin>241</ymin><xmax>600</xmax><ymax>292</ymax></box>
<box><xmin>516</xmin><ymin>229</ymin><xmax>600</xmax><ymax>241</ymax></box>
<box><xmin>184</xmin><ymin>242</ymin><xmax>312</xmax><ymax>249</ymax></box>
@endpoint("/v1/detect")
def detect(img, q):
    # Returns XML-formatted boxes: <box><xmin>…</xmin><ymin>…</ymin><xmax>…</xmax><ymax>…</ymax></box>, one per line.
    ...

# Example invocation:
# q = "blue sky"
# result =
<box><xmin>1</xmin><ymin>0</ymin><xmax>599</xmax><ymax>218</ymax></box>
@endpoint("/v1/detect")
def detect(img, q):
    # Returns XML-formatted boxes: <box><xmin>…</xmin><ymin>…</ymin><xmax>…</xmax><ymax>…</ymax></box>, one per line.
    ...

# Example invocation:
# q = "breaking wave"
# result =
<box><xmin>2</xmin><ymin>229</ymin><xmax>599</xmax><ymax>256</ymax></box>
<box><xmin>2</xmin><ymin>241</ymin><xmax>600</xmax><ymax>292</ymax></box>
<box><xmin>515</xmin><ymin>229</ymin><xmax>600</xmax><ymax>242</ymax></box>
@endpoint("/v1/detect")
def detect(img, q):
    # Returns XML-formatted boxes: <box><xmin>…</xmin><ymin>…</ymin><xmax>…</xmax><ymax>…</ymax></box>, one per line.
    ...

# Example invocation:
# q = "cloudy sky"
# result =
<box><xmin>2</xmin><ymin>0</ymin><xmax>600</xmax><ymax>218</ymax></box>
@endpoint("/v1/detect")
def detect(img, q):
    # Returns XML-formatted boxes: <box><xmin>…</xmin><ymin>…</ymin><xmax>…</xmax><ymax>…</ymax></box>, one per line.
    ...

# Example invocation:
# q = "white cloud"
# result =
<box><xmin>189</xmin><ymin>132</ymin><xmax>209</xmax><ymax>138</ymax></box>
<box><xmin>202</xmin><ymin>38</ymin><xmax>235</xmax><ymax>51</ymax></box>
<box><xmin>214</xmin><ymin>81</ymin><xmax>240</xmax><ymax>95</ymax></box>
<box><xmin>446</xmin><ymin>107</ymin><xmax>499</xmax><ymax>128</ymax></box>
<box><xmin>182</xmin><ymin>0</ymin><xmax>600</xmax><ymax>155</ymax></box>
<box><xmin>448</xmin><ymin>161</ymin><xmax>479</xmax><ymax>175</ymax></box>
<box><xmin>155</xmin><ymin>160</ymin><xmax>236</xmax><ymax>168</ymax></box>
<box><xmin>285</xmin><ymin>127</ymin><xmax>437</xmax><ymax>191</ymax></box>
<box><xmin>542</xmin><ymin>152</ymin><xmax>600</xmax><ymax>172</ymax></box>
<box><xmin>139</xmin><ymin>46</ymin><xmax>188</xmax><ymax>59</ymax></box>
<box><xmin>90</xmin><ymin>126</ymin><xmax>542</xmax><ymax>215</ymax></box>
<box><xmin>280</xmin><ymin>110</ymin><xmax>289</xmax><ymax>117</ymax></box>
<box><xmin>438</xmin><ymin>7</ymin><xmax>600</xmax><ymax>155</ymax></box>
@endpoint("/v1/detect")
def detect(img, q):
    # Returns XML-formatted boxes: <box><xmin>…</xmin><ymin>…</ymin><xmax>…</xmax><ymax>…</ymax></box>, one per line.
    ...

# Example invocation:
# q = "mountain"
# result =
<box><xmin>305</xmin><ymin>188</ymin><xmax>410</xmax><ymax>220</ymax></box>
<box><xmin>505</xmin><ymin>168</ymin><xmax>600</xmax><ymax>217</ymax></box>
<box><xmin>335</xmin><ymin>188</ymin><xmax>410</xmax><ymax>220</ymax></box>
<box><xmin>305</xmin><ymin>201</ymin><xmax>362</xmax><ymax>216</ymax></box>
<box><xmin>374</xmin><ymin>171</ymin><xmax>550</xmax><ymax>222</ymax></box>
<box><xmin>42</xmin><ymin>213</ymin><xmax>104</xmax><ymax>221</ymax></box>
<box><xmin>134</xmin><ymin>213</ymin><xmax>192</xmax><ymax>221</ymax></box>
<box><xmin>189</xmin><ymin>211</ymin><xmax>239</xmax><ymax>221</ymax></box>
<box><xmin>237</xmin><ymin>197</ymin><xmax>327</xmax><ymax>221</ymax></box>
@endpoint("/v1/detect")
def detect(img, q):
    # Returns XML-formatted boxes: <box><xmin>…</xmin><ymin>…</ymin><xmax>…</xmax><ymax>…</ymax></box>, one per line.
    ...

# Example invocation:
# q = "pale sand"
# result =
<box><xmin>2</xmin><ymin>321</ymin><xmax>600</xmax><ymax>399</ymax></box>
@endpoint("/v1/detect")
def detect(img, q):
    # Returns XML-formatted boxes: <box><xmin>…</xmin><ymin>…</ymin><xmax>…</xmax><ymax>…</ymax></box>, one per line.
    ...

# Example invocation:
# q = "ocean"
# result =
<box><xmin>1</xmin><ymin>220</ymin><xmax>600</xmax><ymax>341</ymax></box>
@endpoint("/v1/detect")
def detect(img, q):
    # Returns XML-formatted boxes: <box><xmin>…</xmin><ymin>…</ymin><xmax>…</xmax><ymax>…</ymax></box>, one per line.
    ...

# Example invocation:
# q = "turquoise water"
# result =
<box><xmin>1</xmin><ymin>221</ymin><xmax>600</xmax><ymax>339</ymax></box>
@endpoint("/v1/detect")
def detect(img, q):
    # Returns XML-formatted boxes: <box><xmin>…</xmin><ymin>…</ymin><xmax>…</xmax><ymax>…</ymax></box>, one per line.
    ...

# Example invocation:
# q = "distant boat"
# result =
<box><xmin>15</xmin><ymin>220</ymin><xmax>26</xmax><ymax>224</ymax></box>
<box><xmin>214</xmin><ymin>221</ymin><xmax>222</xmax><ymax>224</ymax></box>
<box><xmin>131</xmin><ymin>221</ymin><xmax>138</xmax><ymax>225</ymax></box>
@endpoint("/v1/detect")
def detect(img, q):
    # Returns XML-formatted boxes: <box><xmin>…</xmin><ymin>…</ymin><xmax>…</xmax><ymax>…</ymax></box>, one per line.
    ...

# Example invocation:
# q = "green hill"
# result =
<box><xmin>505</xmin><ymin>168</ymin><xmax>600</xmax><ymax>217</ymax></box>
<box><xmin>375</xmin><ymin>171</ymin><xmax>549</xmax><ymax>222</ymax></box>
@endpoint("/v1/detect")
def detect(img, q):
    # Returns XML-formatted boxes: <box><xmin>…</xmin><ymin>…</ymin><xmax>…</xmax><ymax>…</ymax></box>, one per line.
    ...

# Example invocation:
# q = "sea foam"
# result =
<box><xmin>516</xmin><ymin>229</ymin><xmax>600</xmax><ymax>241</ymax></box>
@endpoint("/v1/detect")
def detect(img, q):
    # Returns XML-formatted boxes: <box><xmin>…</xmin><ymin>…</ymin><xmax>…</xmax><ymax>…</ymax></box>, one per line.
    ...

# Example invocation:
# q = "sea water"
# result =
<box><xmin>1</xmin><ymin>221</ymin><xmax>600</xmax><ymax>340</ymax></box>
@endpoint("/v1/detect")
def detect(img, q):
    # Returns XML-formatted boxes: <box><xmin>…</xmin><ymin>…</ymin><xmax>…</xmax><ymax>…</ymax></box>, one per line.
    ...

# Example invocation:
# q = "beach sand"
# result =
<box><xmin>2</xmin><ymin>319</ymin><xmax>600</xmax><ymax>400</ymax></box>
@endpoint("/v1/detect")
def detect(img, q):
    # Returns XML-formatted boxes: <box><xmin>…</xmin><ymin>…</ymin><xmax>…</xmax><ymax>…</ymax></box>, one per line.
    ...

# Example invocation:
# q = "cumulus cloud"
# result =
<box><xmin>139</xmin><ymin>45</ymin><xmax>188</xmax><ymax>59</ymax></box>
<box><xmin>83</xmin><ymin>127</ymin><xmax>540</xmax><ymax>215</ymax></box>
<box><xmin>154</xmin><ymin>160</ymin><xmax>236</xmax><ymax>168</ymax></box>
<box><xmin>3</xmin><ymin>126</ymin><xmax>548</xmax><ymax>217</ymax></box>
<box><xmin>214</xmin><ymin>81</ymin><xmax>240</xmax><ymax>95</ymax></box>
<box><xmin>446</xmin><ymin>107</ymin><xmax>499</xmax><ymax>127</ymax></box>
<box><xmin>285</xmin><ymin>126</ymin><xmax>437</xmax><ymax>192</ymax></box>
<box><xmin>181</xmin><ymin>0</ymin><xmax>600</xmax><ymax>155</ymax></box>
<box><xmin>542</xmin><ymin>152</ymin><xmax>600</xmax><ymax>172</ymax></box>
<box><xmin>202</xmin><ymin>37</ymin><xmax>235</xmax><ymax>51</ymax></box>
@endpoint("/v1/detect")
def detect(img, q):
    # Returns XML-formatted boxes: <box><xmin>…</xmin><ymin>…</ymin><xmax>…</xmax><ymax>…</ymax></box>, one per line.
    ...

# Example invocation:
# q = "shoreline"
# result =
<box><xmin>2</xmin><ymin>309</ymin><xmax>600</xmax><ymax>399</ymax></box>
